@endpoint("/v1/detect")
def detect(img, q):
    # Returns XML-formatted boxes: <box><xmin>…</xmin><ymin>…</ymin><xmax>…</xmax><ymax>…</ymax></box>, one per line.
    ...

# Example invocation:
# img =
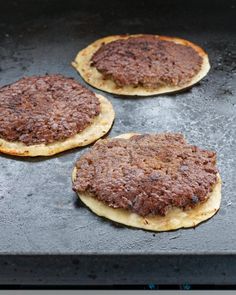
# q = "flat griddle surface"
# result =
<box><xmin>0</xmin><ymin>0</ymin><xmax>236</xmax><ymax>255</ymax></box>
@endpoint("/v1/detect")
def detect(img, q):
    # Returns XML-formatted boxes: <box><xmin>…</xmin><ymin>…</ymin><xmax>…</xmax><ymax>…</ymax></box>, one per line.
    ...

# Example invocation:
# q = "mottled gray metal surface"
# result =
<box><xmin>0</xmin><ymin>0</ymin><xmax>236</xmax><ymax>256</ymax></box>
<box><xmin>0</xmin><ymin>255</ymin><xmax>236</xmax><ymax>285</ymax></box>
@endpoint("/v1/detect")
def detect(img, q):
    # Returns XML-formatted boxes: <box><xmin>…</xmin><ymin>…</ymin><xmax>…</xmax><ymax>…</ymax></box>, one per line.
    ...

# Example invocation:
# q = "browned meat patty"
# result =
<box><xmin>91</xmin><ymin>35</ymin><xmax>203</xmax><ymax>88</ymax></box>
<box><xmin>73</xmin><ymin>133</ymin><xmax>218</xmax><ymax>217</ymax></box>
<box><xmin>0</xmin><ymin>74</ymin><xmax>100</xmax><ymax>145</ymax></box>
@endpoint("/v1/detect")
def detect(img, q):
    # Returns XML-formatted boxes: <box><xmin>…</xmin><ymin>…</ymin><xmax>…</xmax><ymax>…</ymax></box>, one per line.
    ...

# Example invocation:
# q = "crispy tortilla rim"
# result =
<box><xmin>72</xmin><ymin>133</ymin><xmax>221</xmax><ymax>232</ymax></box>
<box><xmin>72</xmin><ymin>34</ymin><xmax>210</xmax><ymax>96</ymax></box>
<box><xmin>0</xmin><ymin>94</ymin><xmax>115</xmax><ymax>157</ymax></box>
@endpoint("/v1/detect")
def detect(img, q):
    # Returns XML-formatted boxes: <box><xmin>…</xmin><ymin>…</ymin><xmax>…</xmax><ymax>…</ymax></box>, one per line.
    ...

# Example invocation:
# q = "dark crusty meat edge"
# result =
<box><xmin>73</xmin><ymin>133</ymin><xmax>218</xmax><ymax>217</ymax></box>
<box><xmin>0</xmin><ymin>74</ymin><xmax>100</xmax><ymax>145</ymax></box>
<box><xmin>91</xmin><ymin>36</ymin><xmax>203</xmax><ymax>89</ymax></box>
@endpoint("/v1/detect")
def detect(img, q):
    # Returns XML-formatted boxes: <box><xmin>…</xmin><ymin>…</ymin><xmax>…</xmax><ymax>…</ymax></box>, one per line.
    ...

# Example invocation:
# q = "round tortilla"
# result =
<box><xmin>72</xmin><ymin>133</ymin><xmax>221</xmax><ymax>232</ymax></box>
<box><xmin>0</xmin><ymin>94</ymin><xmax>115</xmax><ymax>157</ymax></box>
<box><xmin>72</xmin><ymin>34</ymin><xmax>210</xmax><ymax>96</ymax></box>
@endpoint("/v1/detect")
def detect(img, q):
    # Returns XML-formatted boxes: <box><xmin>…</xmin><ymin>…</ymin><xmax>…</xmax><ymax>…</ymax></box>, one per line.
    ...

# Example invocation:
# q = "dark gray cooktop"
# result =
<box><xmin>0</xmin><ymin>0</ymin><xmax>236</xmax><ymax>256</ymax></box>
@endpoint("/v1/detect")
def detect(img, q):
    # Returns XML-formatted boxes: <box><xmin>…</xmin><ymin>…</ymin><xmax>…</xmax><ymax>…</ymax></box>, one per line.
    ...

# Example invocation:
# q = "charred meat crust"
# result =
<box><xmin>73</xmin><ymin>133</ymin><xmax>218</xmax><ymax>217</ymax></box>
<box><xmin>91</xmin><ymin>35</ymin><xmax>203</xmax><ymax>88</ymax></box>
<box><xmin>0</xmin><ymin>75</ymin><xmax>100</xmax><ymax>145</ymax></box>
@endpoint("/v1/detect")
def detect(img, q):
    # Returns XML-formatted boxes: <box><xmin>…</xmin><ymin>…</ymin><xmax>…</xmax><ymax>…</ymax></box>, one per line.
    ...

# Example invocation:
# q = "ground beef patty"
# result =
<box><xmin>0</xmin><ymin>75</ymin><xmax>100</xmax><ymax>145</ymax></box>
<box><xmin>73</xmin><ymin>133</ymin><xmax>218</xmax><ymax>217</ymax></box>
<box><xmin>91</xmin><ymin>35</ymin><xmax>203</xmax><ymax>88</ymax></box>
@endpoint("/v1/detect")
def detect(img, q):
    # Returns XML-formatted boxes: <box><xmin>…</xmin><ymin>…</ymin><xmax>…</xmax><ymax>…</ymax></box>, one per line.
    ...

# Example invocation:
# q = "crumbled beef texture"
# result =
<box><xmin>73</xmin><ymin>133</ymin><xmax>218</xmax><ymax>217</ymax></box>
<box><xmin>0</xmin><ymin>75</ymin><xmax>100</xmax><ymax>145</ymax></box>
<box><xmin>91</xmin><ymin>35</ymin><xmax>203</xmax><ymax>88</ymax></box>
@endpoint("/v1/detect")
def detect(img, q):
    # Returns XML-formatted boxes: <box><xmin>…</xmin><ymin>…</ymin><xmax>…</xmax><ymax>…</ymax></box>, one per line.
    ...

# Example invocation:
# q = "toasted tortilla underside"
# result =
<box><xmin>72</xmin><ymin>34</ymin><xmax>211</xmax><ymax>96</ymax></box>
<box><xmin>0</xmin><ymin>94</ymin><xmax>115</xmax><ymax>157</ymax></box>
<box><xmin>72</xmin><ymin>133</ymin><xmax>221</xmax><ymax>232</ymax></box>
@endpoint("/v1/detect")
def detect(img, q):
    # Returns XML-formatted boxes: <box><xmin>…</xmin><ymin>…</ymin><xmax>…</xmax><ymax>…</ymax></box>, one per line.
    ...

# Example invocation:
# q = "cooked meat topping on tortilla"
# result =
<box><xmin>91</xmin><ymin>35</ymin><xmax>203</xmax><ymax>88</ymax></box>
<box><xmin>73</xmin><ymin>133</ymin><xmax>218</xmax><ymax>216</ymax></box>
<box><xmin>0</xmin><ymin>75</ymin><xmax>100</xmax><ymax>145</ymax></box>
